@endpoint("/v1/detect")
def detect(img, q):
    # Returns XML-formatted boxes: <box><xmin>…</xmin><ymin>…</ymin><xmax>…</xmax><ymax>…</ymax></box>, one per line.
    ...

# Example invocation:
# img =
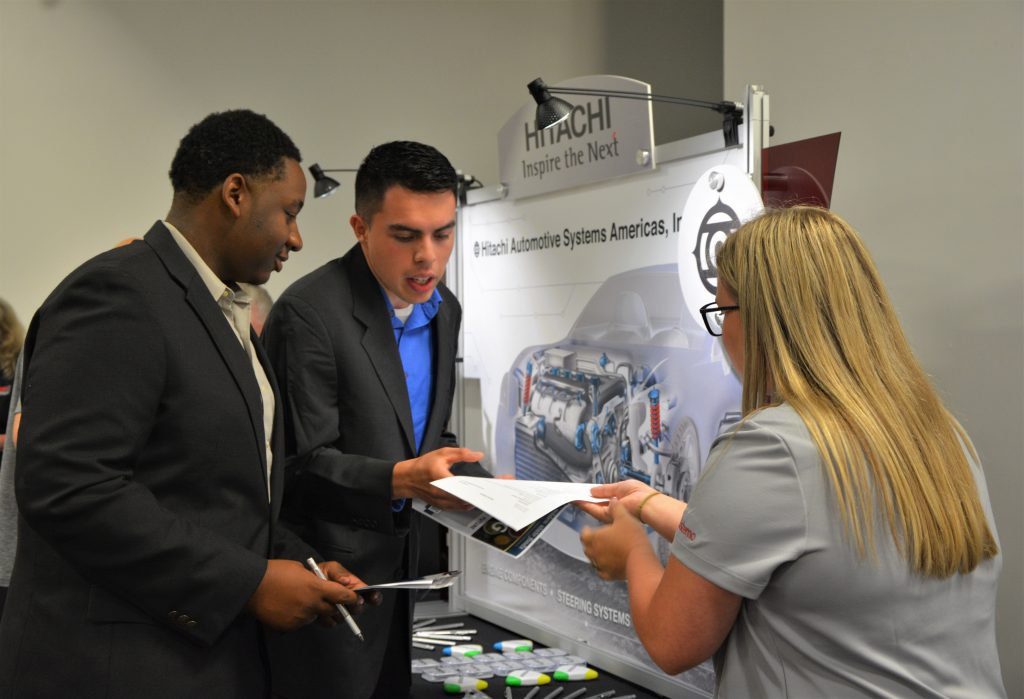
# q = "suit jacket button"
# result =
<box><xmin>178</xmin><ymin>614</ymin><xmax>192</xmax><ymax>625</ymax></box>
<box><xmin>168</xmin><ymin>610</ymin><xmax>179</xmax><ymax>620</ymax></box>
<box><xmin>186</xmin><ymin>620</ymin><xmax>198</xmax><ymax>628</ymax></box>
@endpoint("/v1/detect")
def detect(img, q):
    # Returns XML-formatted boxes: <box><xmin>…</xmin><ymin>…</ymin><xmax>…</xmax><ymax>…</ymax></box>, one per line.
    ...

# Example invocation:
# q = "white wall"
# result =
<box><xmin>725</xmin><ymin>1</ymin><xmax>1024</xmax><ymax>694</ymax></box>
<box><xmin>0</xmin><ymin>0</ymin><xmax>720</xmax><ymax>321</ymax></box>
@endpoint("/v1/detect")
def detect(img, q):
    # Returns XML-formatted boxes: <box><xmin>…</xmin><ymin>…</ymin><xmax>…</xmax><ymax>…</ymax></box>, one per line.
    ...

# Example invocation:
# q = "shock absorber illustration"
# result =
<box><xmin>649</xmin><ymin>388</ymin><xmax>661</xmax><ymax>465</ymax></box>
<box><xmin>522</xmin><ymin>361</ymin><xmax>533</xmax><ymax>415</ymax></box>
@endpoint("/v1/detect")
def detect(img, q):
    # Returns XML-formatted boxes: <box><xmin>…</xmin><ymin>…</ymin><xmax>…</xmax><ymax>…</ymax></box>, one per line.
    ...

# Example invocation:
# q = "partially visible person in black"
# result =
<box><xmin>0</xmin><ymin>297</ymin><xmax>23</xmax><ymax>618</ymax></box>
<box><xmin>0</xmin><ymin>354</ymin><xmax>20</xmax><ymax>621</ymax></box>
<box><xmin>0</xmin><ymin>298</ymin><xmax>23</xmax><ymax>452</ymax></box>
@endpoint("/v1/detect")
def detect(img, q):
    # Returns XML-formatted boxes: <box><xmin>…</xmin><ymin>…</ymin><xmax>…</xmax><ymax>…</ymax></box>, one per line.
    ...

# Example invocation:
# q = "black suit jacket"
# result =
<box><xmin>261</xmin><ymin>244</ymin><xmax>461</xmax><ymax>699</ymax></box>
<box><xmin>0</xmin><ymin>223</ymin><xmax>313</xmax><ymax>698</ymax></box>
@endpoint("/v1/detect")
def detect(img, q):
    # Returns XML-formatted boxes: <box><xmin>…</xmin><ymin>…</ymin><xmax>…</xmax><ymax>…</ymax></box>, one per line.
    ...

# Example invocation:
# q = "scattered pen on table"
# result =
<box><xmin>418</xmin><ymin>621</ymin><xmax>465</xmax><ymax>631</ymax></box>
<box><xmin>413</xmin><ymin>617</ymin><xmax>437</xmax><ymax>629</ymax></box>
<box><xmin>505</xmin><ymin>687</ymin><xmax>513</xmax><ymax>699</ymax></box>
<box><xmin>562</xmin><ymin>689</ymin><xmax>588</xmax><ymax>699</ymax></box>
<box><xmin>523</xmin><ymin>686</ymin><xmax>541</xmax><ymax>699</ymax></box>
<box><xmin>303</xmin><ymin>557</ymin><xmax>364</xmax><ymax>642</ymax></box>
<box><xmin>414</xmin><ymin>637</ymin><xmax>456</xmax><ymax>646</ymax></box>
<box><xmin>590</xmin><ymin>692</ymin><xmax>617</xmax><ymax>699</ymax></box>
<box><xmin>539</xmin><ymin>688</ymin><xmax>564</xmax><ymax>699</ymax></box>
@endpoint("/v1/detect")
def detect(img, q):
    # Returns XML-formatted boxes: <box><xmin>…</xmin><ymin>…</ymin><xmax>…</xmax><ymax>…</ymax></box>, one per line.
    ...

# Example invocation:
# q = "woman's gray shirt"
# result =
<box><xmin>672</xmin><ymin>403</ymin><xmax>1004</xmax><ymax>698</ymax></box>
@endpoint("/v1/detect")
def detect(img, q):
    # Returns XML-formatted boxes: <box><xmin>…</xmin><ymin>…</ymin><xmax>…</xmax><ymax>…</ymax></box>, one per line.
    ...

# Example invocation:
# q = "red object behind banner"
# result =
<box><xmin>761</xmin><ymin>132</ymin><xmax>841</xmax><ymax>209</ymax></box>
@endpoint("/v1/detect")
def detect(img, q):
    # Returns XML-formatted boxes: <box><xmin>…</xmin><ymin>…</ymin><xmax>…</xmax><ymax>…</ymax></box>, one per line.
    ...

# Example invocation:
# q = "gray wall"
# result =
<box><xmin>725</xmin><ymin>1</ymin><xmax>1023</xmax><ymax>694</ymax></box>
<box><xmin>0</xmin><ymin>0</ymin><xmax>721</xmax><ymax>319</ymax></box>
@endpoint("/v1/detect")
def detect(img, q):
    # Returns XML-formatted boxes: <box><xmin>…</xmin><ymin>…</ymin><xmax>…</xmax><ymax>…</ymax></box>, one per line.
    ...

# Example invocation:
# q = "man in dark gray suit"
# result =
<box><xmin>0</xmin><ymin>110</ymin><xmax>367</xmax><ymax>698</ymax></box>
<box><xmin>263</xmin><ymin>141</ymin><xmax>482</xmax><ymax>699</ymax></box>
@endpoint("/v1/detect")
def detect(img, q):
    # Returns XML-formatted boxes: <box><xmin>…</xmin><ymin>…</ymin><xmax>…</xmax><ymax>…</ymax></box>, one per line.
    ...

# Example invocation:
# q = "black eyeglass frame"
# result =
<box><xmin>699</xmin><ymin>301</ymin><xmax>740</xmax><ymax>337</ymax></box>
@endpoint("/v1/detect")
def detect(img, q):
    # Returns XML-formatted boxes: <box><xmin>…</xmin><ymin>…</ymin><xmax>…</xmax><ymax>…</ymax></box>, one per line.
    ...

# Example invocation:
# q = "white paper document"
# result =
<box><xmin>430</xmin><ymin>476</ymin><xmax>607</xmax><ymax>531</ymax></box>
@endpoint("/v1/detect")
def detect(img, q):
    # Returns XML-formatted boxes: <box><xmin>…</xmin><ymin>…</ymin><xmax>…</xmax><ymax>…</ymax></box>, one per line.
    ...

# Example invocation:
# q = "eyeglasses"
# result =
<box><xmin>699</xmin><ymin>301</ymin><xmax>739</xmax><ymax>336</ymax></box>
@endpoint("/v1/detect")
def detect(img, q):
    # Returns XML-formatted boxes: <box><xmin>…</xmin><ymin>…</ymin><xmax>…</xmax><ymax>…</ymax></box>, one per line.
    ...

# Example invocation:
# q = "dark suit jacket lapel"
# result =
<box><xmin>253</xmin><ymin>333</ymin><xmax>286</xmax><ymax>518</ymax></box>
<box><xmin>145</xmin><ymin>222</ymin><xmax>269</xmax><ymax>480</ymax></box>
<box><xmin>347</xmin><ymin>246</ymin><xmax>417</xmax><ymax>454</ymax></box>
<box><xmin>424</xmin><ymin>293</ymin><xmax>456</xmax><ymax>449</ymax></box>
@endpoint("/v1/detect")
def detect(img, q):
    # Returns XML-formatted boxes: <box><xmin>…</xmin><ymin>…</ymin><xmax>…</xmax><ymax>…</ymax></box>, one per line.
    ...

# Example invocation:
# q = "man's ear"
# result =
<box><xmin>350</xmin><ymin>213</ymin><xmax>368</xmax><ymax>243</ymax></box>
<box><xmin>222</xmin><ymin>173</ymin><xmax>249</xmax><ymax>217</ymax></box>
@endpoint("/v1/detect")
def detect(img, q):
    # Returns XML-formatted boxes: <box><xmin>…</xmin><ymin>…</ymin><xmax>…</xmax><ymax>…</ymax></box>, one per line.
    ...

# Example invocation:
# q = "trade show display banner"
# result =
<box><xmin>460</xmin><ymin>141</ymin><xmax>763</xmax><ymax>696</ymax></box>
<box><xmin>498</xmin><ymin>75</ymin><xmax>656</xmax><ymax>200</ymax></box>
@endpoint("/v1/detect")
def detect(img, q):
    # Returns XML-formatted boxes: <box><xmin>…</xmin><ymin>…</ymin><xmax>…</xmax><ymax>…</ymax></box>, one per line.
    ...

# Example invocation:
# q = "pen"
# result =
<box><xmin>420</xmin><ymin>621</ymin><xmax>465</xmax><ymax>631</ymax></box>
<box><xmin>304</xmin><ymin>557</ymin><xmax>364</xmax><ymax>642</ymax></box>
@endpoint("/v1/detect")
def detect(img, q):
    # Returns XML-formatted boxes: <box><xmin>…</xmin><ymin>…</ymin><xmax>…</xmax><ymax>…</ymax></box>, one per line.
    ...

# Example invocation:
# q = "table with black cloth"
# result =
<box><xmin>410</xmin><ymin>612</ymin><xmax>666</xmax><ymax>699</ymax></box>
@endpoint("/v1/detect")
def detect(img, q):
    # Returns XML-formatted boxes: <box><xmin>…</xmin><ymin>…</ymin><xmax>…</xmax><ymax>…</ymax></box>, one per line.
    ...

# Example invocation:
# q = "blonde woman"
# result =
<box><xmin>577</xmin><ymin>207</ymin><xmax>1004</xmax><ymax>697</ymax></box>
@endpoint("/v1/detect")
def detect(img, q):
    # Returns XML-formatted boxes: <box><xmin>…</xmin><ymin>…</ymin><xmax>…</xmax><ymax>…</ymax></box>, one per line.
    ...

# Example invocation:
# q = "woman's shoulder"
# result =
<box><xmin>740</xmin><ymin>403</ymin><xmax>808</xmax><ymax>438</ymax></box>
<box><xmin>718</xmin><ymin>403</ymin><xmax>819</xmax><ymax>467</ymax></box>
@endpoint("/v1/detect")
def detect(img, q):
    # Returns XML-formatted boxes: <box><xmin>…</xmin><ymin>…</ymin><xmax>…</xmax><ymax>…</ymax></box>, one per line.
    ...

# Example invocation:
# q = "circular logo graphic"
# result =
<box><xmin>693</xmin><ymin>199</ymin><xmax>741</xmax><ymax>294</ymax></box>
<box><xmin>678</xmin><ymin>165</ymin><xmax>762</xmax><ymax>327</ymax></box>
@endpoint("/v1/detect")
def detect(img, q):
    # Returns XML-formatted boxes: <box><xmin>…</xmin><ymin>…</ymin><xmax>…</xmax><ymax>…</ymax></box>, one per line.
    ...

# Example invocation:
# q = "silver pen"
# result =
<box><xmin>304</xmin><ymin>557</ymin><xmax>364</xmax><ymax>642</ymax></box>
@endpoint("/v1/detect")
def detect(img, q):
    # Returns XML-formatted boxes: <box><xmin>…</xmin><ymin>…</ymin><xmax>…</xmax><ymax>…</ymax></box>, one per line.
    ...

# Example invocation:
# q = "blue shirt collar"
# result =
<box><xmin>379</xmin><ymin>285</ymin><xmax>443</xmax><ymax>331</ymax></box>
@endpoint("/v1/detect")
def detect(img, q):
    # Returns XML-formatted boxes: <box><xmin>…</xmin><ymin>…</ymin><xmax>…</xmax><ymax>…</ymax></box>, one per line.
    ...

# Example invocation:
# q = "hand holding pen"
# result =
<box><xmin>305</xmin><ymin>557</ymin><xmax>365</xmax><ymax>641</ymax></box>
<box><xmin>244</xmin><ymin>558</ymin><xmax>364</xmax><ymax>633</ymax></box>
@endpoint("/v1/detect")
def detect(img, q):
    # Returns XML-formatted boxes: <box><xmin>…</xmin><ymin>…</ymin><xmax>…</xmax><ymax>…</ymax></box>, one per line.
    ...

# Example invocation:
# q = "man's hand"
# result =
<box><xmin>392</xmin><ymin>447</ymin><xmax>483</xmax><ymax>509</ymax></box>
<box><xmin>319</xmin><ymin>560</ymin><xmax>383</xmax><ymax>613</ymax></box>
<box><xmin>245</xmin><ymin>559</ymin><xmax>364</xmax><ymax>632</ymax></box>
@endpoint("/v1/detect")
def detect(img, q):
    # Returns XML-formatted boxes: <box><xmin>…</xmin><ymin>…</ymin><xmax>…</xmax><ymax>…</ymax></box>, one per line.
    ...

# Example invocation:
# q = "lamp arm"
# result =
<box><xmin>547</xmin><ymin>86</ymin><xmax>742</xmax><ymax>116</ymax></box>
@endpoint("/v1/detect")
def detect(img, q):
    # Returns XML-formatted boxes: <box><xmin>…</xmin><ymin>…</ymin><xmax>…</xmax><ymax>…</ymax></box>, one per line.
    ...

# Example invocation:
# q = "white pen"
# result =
<box><xmin>304</xmin><ymin>557</ymin><xmax>364</xmax><ymax>642</ymax></box>
<box><xmin>418</xmin><ymin>621</ymin><xmax>465</xmax><ymax>631</ymax></box>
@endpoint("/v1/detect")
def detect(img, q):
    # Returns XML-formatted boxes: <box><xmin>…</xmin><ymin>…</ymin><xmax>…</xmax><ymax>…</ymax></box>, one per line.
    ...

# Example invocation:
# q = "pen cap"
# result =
<box><xmin>443</xmin><ymin>677</ymin><xmax>488</xmax><ymax>694</ymax></box>
<box><xmin>505</xmin><ymin>670</ymin><xmax>551</xmax><ymax>686</ymax></box>
<box><xmin>495</xmin><ymin>638</ymin><xmax>534</xmax><ymax>652</ymax></box>
<box><xmin>553</xmin><ymin>664</ymin><xmax>599</xmax><ymax>681</ymax></box>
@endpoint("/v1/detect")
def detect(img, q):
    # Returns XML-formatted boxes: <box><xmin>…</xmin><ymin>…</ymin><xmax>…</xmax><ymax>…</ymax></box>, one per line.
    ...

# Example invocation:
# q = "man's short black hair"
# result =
<box><xmin>169</xmin><ymin>109</ymin><xmax>301</xmax><ymax>201</ymax></box>
<box><xmin>355</xmin><ymin>141</ymin><xmax>457</xmax><ymax>222</ymax></box>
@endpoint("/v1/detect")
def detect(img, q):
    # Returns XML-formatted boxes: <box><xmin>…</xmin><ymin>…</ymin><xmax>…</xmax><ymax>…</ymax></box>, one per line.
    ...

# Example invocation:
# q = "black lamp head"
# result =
<box><xmin>309</xmin><ymin>163</ymin><xmax>342</xmax><ymax>199</ymax></box>
<box><xmin>528</xmin><ymin>78</ymin><xmax>574</xmax><ymax>130</ymax></box>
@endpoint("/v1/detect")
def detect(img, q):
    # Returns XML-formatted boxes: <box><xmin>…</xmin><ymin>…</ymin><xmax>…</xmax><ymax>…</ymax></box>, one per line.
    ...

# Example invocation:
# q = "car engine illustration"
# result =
<box><xmin>495</xmin><ymin>264</ymin><xmax>741</xmax><ymax>559</ymax></box>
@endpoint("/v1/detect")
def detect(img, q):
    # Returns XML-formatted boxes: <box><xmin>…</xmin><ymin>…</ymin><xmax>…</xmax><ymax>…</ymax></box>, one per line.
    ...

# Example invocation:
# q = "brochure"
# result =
<box><xmin>413</xmin><ymin>499</ymin><xmax>563</xmax><ymax>559</ymax></box>
<box><xmin>429</xmin><ymin>476</ymin><xmax>606</xmax><ymax>532</ymax></box>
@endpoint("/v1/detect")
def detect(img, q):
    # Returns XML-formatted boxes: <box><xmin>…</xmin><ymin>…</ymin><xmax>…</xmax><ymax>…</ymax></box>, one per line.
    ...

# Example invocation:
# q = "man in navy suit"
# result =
<box><xmin>0</xmin><ymin>109</ymin><xmax>367</xmax><ymax>698</ymax></box>
<box><xmin>263</xmin><ymin>141</ymin><xmax>482</xmax><ymax>699</ymax></box>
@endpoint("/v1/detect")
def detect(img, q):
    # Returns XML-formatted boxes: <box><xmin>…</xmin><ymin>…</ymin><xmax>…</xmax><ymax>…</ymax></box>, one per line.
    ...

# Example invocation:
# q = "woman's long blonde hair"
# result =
<box><xmin>0</xmin><ymin>298</ymin><xmax>23</xmax><ymax>378</ymax></box>
<box><xmin>715</xmin><ymin>207</ymin><xmax>997</xmax><ymax>577</ymax></box>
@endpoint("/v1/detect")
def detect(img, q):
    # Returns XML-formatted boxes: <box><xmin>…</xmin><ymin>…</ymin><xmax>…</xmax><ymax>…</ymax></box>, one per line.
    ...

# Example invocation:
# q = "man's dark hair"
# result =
<box><xmin>169</xmin><ymin>109</ymin><xmax>301</xmax><ymax>201</ymax></box>
<box><xmin>355</xmin><ymin>141</ymin><xmax>457</xmax><ymax>222</ymax></box>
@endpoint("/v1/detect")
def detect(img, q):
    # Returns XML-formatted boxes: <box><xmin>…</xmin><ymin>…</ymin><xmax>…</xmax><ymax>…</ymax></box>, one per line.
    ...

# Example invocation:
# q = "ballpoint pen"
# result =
<box><xmin>304</xmin><ymin>557</ymin><xmax>364</xmax><ymax>642</ymax></box>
